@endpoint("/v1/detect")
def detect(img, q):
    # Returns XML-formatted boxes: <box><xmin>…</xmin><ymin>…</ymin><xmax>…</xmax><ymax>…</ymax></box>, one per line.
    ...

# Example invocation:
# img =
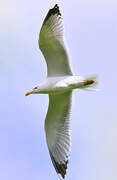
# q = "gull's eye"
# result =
<box><xmin>34</xmin><ymin>87</ymin><xmax>37</xmax><ymax>90</ymax></box>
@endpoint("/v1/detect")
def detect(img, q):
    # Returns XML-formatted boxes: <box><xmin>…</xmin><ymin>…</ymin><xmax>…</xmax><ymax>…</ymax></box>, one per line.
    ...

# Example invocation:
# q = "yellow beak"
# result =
<box><xmin>25</xmin><ymin>91</ymin><xmax>33</xmax><ymax>96</ymax></box>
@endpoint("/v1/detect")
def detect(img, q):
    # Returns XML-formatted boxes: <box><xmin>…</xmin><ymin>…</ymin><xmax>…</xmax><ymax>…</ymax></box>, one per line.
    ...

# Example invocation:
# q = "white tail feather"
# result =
<box><xmin>80</xmin><ymin>75</ymin><xmax>98</xmax><ymax>90</ymax></box>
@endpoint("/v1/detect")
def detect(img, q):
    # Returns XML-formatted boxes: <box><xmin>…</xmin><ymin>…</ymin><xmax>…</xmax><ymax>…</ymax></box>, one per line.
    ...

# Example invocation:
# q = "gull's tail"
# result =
<box><xmin>82</xmin><ymin>75</ymin><xmax>98</xmax><ymax>91</ymax></box>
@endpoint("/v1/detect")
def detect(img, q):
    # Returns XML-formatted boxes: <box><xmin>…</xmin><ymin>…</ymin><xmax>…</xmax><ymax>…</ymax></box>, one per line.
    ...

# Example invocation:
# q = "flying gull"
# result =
<box><xmin>25</xmin><ymin>4</ymin><xmax>97</xmax><ymax>179</ymax></box>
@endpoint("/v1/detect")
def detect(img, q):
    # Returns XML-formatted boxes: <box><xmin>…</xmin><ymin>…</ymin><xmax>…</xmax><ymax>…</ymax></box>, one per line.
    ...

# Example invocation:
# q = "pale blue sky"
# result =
<box><xmin>0</xmin><ymin>0</ymin><xmax>117</xmax><ymax>180</ymax></box>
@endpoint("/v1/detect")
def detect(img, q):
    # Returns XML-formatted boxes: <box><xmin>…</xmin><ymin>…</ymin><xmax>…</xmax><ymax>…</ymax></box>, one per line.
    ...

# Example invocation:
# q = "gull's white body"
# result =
<box><xmin>35</xmin><ymin>76</ymin><xmax>92</xmax><ymax>94</ymax></box>
<box><xmin>26</xmin><ymin>4</ymin><xmax>98</xmax><ymax>179</ymax></box>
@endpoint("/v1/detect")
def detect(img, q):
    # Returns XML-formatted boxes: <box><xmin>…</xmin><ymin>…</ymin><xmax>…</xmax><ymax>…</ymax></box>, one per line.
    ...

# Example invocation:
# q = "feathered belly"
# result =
<box><xmin>38</xmin><ymin>75</ymin><xmax>97</xmax><ymax>94</ymax></box>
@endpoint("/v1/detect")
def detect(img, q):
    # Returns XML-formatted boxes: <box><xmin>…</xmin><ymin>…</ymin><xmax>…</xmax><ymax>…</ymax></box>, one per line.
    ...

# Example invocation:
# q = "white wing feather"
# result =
<box><xmin>39</xmin><ymin>4</ymin><xmax>73</xmax><ymax>77</ymax></box>
<box><xmin>44</xmin><ymin>91</ymin><xmax>72</xmax><ymax>178</ymax></box>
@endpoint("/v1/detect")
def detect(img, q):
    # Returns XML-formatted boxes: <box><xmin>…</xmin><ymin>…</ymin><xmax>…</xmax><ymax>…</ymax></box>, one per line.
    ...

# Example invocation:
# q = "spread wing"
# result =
<box><xmin>44</xmin><ymin>91</ymin><xmax>72</xmax><ymax>178</ymax></box>
<box><xmin>39</xmin><ymin>4</ymin><xmax>73</xmax><ymax>77</ymax></box>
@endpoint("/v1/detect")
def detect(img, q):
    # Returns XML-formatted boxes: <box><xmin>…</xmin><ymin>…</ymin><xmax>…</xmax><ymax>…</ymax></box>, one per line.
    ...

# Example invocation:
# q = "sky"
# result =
<box><xmin>0</xmin><ymin>0</ymin><xmax>117</xmax><ymax>179</ymax></box>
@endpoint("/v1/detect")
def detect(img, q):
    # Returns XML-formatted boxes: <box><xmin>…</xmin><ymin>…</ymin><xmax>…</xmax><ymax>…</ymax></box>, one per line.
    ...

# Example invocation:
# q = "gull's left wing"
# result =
<box><xmin>44</xmin><ymin>91</ymin><xmax>72</xmax><ymax>178</ymax></box>
<box><xmin>39</xmin><ymin>4</ymin><xmax>73</xmax><ymax>77</ymax></box>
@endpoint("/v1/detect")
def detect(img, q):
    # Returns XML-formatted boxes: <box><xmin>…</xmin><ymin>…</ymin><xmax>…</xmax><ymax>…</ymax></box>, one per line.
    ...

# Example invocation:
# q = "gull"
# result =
<box><xmin>25</xmin><ymin>4</ymin><xmax>98</xmax><ymax>179</ymax></box>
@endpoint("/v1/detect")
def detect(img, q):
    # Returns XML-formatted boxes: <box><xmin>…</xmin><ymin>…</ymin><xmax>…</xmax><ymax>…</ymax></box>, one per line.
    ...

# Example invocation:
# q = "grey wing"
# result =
<box><xmin>39</xmin><ymin>4</ymin><xmax>73</xmax><ymax>77</ymax></box>
<box><xmin>44</xmin><ymin>91</ymin><xmax>72</xmax><ymax>178</ymax></box>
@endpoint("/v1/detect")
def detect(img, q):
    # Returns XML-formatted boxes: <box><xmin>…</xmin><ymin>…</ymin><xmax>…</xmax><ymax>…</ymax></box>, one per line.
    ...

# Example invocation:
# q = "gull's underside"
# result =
<box><xmin>25</xmin><ymin>4</ymin><xmax>98</xmax><ymax>179</ymax></box>
<box><xmin>39</xmin><ymin>4</ymin><xmax>72</xmax><ymax>178</ymax></box>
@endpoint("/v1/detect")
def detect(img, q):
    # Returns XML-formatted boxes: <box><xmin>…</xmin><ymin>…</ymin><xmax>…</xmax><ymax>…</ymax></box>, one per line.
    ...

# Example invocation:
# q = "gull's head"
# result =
<box><xmin>25</xmin><ymin>86</ymin><xmax>40</xmax><ymax>96</ymax></box>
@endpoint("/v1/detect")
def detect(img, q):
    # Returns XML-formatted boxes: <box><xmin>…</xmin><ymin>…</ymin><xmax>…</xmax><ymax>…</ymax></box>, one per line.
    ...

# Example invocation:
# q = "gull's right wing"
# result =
<box><xmin>45</xmin><ymin>91</ymin><xmax>72</xmax><ymax>178</ymax></box>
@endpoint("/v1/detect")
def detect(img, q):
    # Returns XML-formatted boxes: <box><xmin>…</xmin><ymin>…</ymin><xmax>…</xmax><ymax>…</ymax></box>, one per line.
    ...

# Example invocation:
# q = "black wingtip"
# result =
<box><xmin>52</xmin><ymin>4</ymin><xmax>61</xmax><ymax>16</ymax></box>
<box><xmin>43</xmin><ymin>4</ymin><xmax>61</xmax><ymax>25</ymax></box>
<box><xmin>49</xmin><ymin>151</ymin><xmax>68</xmax><ymax>179</ymax></box>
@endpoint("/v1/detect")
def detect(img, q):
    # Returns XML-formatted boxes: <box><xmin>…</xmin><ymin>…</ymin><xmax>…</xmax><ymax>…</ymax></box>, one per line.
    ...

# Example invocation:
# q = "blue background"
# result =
<box><xmin>0</xmin><ymin>0</ymin><xmax>117</xmax><ymax>179</ymax></box>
